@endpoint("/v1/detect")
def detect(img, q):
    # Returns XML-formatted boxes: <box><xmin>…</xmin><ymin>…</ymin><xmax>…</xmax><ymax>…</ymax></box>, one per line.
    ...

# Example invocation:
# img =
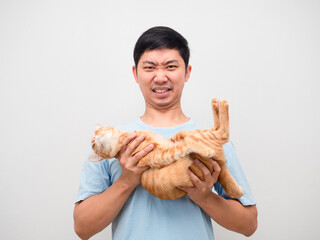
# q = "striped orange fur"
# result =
<box><xmin>89</xmin><ymin>99</ymin><xmax>243</xmax><ymax>200</ymax></box>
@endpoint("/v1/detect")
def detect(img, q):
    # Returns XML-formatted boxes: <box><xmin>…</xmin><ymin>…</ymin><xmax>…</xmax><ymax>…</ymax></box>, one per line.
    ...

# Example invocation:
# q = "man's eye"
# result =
<box><xmin>167</xmin><ymin>65</ymin><xmax>177</xmax><ymax>69</ymax></box>
<box><xmin>143</xmin><ymin>66</ymin><xmax>155</xmax><ymax>70</ymax></box>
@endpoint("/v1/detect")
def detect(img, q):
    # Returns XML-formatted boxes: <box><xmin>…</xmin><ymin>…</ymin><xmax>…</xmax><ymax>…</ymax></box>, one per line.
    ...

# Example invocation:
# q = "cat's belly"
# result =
<box><xmin>141</xmin><ymin>157</ymin><xmax>193</xmax><ymax>200</ymax></box>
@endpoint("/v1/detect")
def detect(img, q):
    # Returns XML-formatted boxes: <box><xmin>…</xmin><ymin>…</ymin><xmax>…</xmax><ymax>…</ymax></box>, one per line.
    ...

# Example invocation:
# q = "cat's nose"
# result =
<box><xmin>91</xmin><ymin>136</ymin><xmax>96</xmax><ymax>144</ymax></box>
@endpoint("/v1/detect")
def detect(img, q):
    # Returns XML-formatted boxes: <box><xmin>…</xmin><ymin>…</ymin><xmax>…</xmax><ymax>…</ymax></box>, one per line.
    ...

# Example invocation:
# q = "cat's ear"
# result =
<box><xmin>94</xmin><ymin>124</ymin><xmax>104</xmax><ymax>131</ymax></box>
<box><xmin>88</xmin><ymin>152</ymin><xmax>103</xmax><ymax>162</ymax></box>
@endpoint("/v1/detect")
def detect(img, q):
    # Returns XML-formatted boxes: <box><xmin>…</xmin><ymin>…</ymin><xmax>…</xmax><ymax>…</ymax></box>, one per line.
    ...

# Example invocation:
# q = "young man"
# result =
<box><xmin>74</xmin><ymin>26</ymin><xmax>257</xmax><ymax>240</ymax></box>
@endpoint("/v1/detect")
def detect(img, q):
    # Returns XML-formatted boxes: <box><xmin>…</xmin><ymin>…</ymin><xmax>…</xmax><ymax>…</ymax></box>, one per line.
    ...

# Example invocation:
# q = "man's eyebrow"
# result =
<box><xmin>142</xmin><ymin>60</ymin><xmax>157</xmax><ymax>65</ymax></box>
<box><xmin>165</xmin><ymin>60</ymin><xmax>179</xmax><ymax>65</ymax></box>
<box><xmin>141</xmin><ymin>59</ymin><xmax>180</xmax><ymax>66</ymax></box>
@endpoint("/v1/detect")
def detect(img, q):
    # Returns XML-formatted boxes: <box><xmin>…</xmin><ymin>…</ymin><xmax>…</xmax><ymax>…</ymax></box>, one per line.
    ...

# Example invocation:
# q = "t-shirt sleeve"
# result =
<box><xmin>75</xmin><ymin>153</ymin><xmax>112</xmax><ymax>203</ymax></box>
<box><xmin>213</xmin><ymin>141</ymin><xmax>256</xmax><ymax>206</ymax></box>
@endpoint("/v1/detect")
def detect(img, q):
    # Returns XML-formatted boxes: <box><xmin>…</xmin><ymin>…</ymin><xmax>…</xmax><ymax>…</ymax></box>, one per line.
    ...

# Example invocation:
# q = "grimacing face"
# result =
<box><xmin>132</xmin><ymin>48</ymin><xmax>191</xmax><ymax>110</ymax></box>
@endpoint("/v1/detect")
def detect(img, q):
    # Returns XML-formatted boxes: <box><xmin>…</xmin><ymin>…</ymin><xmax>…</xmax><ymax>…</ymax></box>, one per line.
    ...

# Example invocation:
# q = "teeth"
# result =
<box><xmin>154</xmin><ymin>89</ymin><xmax>168</xmax><ymax>93</ymax></box>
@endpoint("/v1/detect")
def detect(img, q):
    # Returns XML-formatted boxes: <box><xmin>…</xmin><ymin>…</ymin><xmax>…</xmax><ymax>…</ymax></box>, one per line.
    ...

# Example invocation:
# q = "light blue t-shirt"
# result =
<box><xmin>76</xmin><ymin>119</ymin><xmax>256</xmax><ymax>240</ymax></box>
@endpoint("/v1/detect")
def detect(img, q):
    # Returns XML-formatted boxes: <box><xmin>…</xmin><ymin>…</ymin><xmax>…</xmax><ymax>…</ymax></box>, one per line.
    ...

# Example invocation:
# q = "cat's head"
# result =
<box><xmin>91</xmin><ymin>125</ymin><xmax>124</xmax><ymax>159</ymax></box>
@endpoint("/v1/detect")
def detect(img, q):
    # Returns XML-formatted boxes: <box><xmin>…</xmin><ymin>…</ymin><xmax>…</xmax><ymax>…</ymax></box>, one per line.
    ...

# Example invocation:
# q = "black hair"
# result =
<box><xmin>133</xmin><ymin>26</ymin><xmax>190</xmax><ymax>68</ymax></box>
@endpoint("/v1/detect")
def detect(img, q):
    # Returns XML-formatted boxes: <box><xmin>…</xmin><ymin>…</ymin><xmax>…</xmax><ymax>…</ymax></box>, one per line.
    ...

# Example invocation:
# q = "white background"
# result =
<box><xmin>1</xmin><ymin>0</ymin><xmax>320</xmax><ymax>239</ymax></box>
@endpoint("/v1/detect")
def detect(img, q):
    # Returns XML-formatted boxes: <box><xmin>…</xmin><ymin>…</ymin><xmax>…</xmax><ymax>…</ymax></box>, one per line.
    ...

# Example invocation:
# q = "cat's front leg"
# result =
<box><xmin>218</xmin><ymin>160</ymin><xmax>244</xmax><ymax>199</ymax></box>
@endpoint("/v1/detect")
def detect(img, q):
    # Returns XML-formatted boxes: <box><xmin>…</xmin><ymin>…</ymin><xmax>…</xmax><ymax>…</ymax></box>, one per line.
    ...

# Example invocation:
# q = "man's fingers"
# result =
<box><xmin>187</xmin><ymin>168</ymin><xmax>202</xmax><ymax>187</ymax></box>
<box><xmin>120</xmin><ymin>133</ymin><xmax>137</xmax><ymax>153</ymax></box>
<box><xmin>195</xmin><ymin>159</ymin><xmax>211</xmax><ymax>179</ymax></box>
<box><xmin>124</xmin><ymin>134</ymin><xmax>146</xmax><ymax>156</ymax></box>
<box><xmin>124</xmin><ymin>132</ymin><xmax>137</xmax><ymax>145</ymax></box>
<box><xmin>132</xmin><ymin>144</ymin><xmax>154</xmax><ymax>164</ymax></box>
<box><xmin>137</xmin><ymin>165</ymin><xmax>150</xmax><ymax>174</ymax></box>
<box><xmin>211</xmin><ymin>160</ymin><xmax>221</xmax><ymax>180</ymax></box>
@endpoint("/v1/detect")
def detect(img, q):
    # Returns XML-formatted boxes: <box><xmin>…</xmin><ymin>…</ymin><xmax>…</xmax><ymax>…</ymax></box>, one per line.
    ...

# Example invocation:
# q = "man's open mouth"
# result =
<box><xmin>152</xmin><ymin>87</ymin><xmax>172</xmax><ymax>93</ymax></box>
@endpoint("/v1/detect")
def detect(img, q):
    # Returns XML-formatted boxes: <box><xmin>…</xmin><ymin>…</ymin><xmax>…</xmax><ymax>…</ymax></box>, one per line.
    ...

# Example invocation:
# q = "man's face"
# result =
<box><xmin>133</xmin><ymin>48</ymin><xmax>191</xmax><ymax>110</ymax></box>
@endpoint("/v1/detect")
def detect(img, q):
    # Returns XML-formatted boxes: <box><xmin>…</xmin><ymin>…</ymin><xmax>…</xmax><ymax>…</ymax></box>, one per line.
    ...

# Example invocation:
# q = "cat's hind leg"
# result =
<box><xmin>215</xmin><ymin>100</ymin><xmax>229</xmax><ymax>141</ymax></box>
<box><xmin>212</xmin><ymin>98</ymin><xmax>220</xmax><ymax>131</ymax></box>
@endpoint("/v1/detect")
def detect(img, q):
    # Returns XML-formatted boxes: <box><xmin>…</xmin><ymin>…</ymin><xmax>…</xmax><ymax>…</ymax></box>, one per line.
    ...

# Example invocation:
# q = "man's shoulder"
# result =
<box><xmin>115</xmin><ymin>119</ymin><xmax>140</xmax><ymax>132</ymax></box>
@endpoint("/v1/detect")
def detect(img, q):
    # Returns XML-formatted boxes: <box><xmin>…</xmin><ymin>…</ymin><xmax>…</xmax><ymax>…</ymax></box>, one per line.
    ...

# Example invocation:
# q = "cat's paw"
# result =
<box><xmin>212</xmin><ymin>98</ymin><xmax>219</xmax><ymax>109</ymax></box>
<box><xmin>202</xmin><ymin>148</ymin><xmax>215</xmax><ymax>158</ymax></box>
<box><xmin>220</xmin><ymin>99</ymin><xmax>229</xmax><ymax>110</ymax></box>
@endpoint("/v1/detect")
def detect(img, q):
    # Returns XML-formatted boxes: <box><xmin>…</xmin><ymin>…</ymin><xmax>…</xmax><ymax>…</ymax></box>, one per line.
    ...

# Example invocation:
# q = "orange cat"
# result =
<box><xmin>89</xmin><ymin>99</ymin><xmax>243</xmax><ymax>200</ymax></box>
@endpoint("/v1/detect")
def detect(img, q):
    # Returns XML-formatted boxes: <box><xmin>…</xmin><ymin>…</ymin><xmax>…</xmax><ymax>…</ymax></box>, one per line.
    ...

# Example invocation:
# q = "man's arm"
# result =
<box><xmin>73</xmin><ymin>133</ymin><xmax>154</xmax><ymax>240</ymax></box>
<box><xmin>179</xmin><ymin>160</ymin><xmax>258</xmax><ymax>237</ymax></box>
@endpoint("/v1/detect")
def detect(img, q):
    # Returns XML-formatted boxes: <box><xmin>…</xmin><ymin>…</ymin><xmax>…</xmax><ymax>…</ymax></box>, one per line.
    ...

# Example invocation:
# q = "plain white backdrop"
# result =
<box><xmin>1</xmin><ymin>0</ymin><xmax>320</xmax><ymax>239</ymax></box>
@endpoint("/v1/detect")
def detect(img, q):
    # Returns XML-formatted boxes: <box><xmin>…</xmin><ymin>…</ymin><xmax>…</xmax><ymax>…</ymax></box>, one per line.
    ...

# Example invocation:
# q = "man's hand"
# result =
<box><xmin>179</xmin><ymin>159</ymin><xmax>257</xmax><ymax>236</ymax></box>
<box><xmin>117</xmin><ymin>133</ymin><xmax>154</xmax><ymax>188</ymax></box>
<box><xmin>179</xmin><ymin>159</ymin><xmax>221</xmax><ymax>204</ymax></box>
<box><xmin>74</xmin><ymin>133</ymin><xmax>154</xmax><ymax>240</ymax></box>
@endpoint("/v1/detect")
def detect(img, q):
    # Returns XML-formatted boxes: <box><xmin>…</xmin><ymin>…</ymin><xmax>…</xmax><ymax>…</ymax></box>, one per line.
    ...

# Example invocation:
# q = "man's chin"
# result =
<box><xmin>150</xmin><ymin>99</ymin><xmax>179</xmax><ymax>109</ymax></box>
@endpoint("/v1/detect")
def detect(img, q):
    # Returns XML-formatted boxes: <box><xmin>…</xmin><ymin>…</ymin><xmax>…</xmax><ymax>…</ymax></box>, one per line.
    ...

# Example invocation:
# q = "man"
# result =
<box><xmin>74</xmin><ymin>26</ymin><xmax>257</xmax><ymax>240</ymax></box>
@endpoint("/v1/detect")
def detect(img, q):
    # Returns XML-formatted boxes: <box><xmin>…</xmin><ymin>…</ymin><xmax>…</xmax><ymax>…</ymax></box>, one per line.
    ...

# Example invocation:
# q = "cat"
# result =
<box><xmin>89</xmin><ymin>99</ymin><xmax>243</xmax><ymax>200</ymax></box>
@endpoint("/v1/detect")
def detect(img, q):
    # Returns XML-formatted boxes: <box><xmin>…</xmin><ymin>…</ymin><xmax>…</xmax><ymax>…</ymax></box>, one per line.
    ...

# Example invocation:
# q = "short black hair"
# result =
<box><xmin>133</xmin><ymin>26</ymin><xmax>190</xmax><ymax>68</ymax></box>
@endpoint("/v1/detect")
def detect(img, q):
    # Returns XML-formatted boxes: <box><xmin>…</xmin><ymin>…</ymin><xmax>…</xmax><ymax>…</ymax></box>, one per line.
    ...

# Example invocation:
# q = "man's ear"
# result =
<box><xmin>185</xmin><ymin>65</ymin><xmax>192</xmax><ymax>83</ymax></box>
<box><xmin>132</xmin><ymin>65</ymin><xmax>138</xmax><ymax>83</ymax></box>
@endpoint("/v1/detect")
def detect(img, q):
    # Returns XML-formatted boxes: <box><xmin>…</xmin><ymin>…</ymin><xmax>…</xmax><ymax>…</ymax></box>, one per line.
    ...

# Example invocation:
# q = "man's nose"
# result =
<box><xmin>154</xmin><ymin>70</ymin><xmax>168</xmax><ymax>82</ymax></box>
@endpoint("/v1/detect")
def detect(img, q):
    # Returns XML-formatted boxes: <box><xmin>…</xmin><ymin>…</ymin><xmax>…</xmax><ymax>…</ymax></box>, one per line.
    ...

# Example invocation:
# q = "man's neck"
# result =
<box><xmin>140</xmin><ymin>105</ymin><xmax>189</xmax><ymax>128</ymax></box>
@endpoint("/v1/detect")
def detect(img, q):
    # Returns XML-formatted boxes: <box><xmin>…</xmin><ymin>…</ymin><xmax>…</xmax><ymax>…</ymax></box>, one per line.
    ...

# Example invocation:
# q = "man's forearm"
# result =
<box><xmin>195</xmin><ymin>192</ymin><xmax>258</xmax><ymax>237</ymax></box>
<box><xmin>73</xmin><ymin>178</ymin><xmax>136</xmax><ymax>240</ymax></box>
